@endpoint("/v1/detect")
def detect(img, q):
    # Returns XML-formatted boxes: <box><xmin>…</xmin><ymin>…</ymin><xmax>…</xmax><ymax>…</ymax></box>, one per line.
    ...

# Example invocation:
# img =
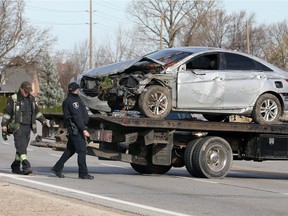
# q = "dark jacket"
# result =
<box><xmin>62</xmin><ymin>92</ymin><xmax>89</xmax><ymax>131</ymax></box>
<box><xmin>1</xmin><ymin>91</ymin><xmax>46</xmax><ymax>134</ymax></box>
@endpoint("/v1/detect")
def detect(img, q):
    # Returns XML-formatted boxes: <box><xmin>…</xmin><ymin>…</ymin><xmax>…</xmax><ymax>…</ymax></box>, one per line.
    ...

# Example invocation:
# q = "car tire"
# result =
<box><xmin>138</xmin><ymin>85</ymin><xmax>172</xmax><ymax>119</ymax></box>
<box><xmin>252</xmin><ymin>93</ymin><xmax>282</xmax><ymax>125</ymax></box>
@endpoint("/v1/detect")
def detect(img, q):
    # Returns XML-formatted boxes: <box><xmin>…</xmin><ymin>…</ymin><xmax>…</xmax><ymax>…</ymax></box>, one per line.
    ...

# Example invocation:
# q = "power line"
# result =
<box><xmin>96</xmin><ymin>24</ymin><xmax>116</xmax><ymax>33</ymax></box>
<box><xmin>96</xmin><ymin>1</ymin><xmax>127</xmax><ymax>13</ymax></box>
<box><xmin>28</xmin><ymin>19</ymin><xmax>87</xmax><ymax>26</ymax></box>
<box><xmin>26</xmin><ymin>5</ymin><xmax>86</xmax><ymax>13</ymax></box>
<box><xmin>97</xmin><ymin>11</ymin><xmax>128</xmax><ymax>23</ymax></box>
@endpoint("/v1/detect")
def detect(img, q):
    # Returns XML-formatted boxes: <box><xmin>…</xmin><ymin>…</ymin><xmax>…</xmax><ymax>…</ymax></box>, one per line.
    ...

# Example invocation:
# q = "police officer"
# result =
<box><xmin>51</xmin><ymin>82</ymin><xmax>94</xmax><ymax>179</ymax></box>
<box><xmin>1</xmin><ymin>81</ymin><xmax>47</xmax><ymax>175</ymax></box>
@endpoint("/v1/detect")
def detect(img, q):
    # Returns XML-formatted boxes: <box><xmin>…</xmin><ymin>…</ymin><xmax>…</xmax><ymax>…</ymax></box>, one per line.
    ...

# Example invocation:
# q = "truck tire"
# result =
<box><xmin>184</xmin><ymin>138</ymin><xmax>204</xmax><ymax>177</ymax></box>
<box><xmin>139</xmin><ymin>85</ymin><xmax>172</xmax><ymax>119</ymax></box>
<box><xmin>130</xmin><ymin>163</ymin><xmax>171</xmax><ymax>174</ymax></box>
<box><xmin>252</xmin><ymin>93</ymin><xmax>282</xmax><ymax>125</ymax></box>
<box><xmin>191</xmin><ymin>136</ymin><xmax>233</xmax><ymax>178</ymax></box>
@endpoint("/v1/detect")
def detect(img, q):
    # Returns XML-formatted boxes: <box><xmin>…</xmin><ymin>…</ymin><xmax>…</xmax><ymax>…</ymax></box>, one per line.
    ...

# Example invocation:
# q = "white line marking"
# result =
<box><xmin>27</xmin><ymin>148</ymin><xmax>34</xmax><ymax>151</ymax></box>
<box><xmin>2</xmin><ymin>142</ymin><xmax>10</xmax><ymax>145</ymax></box>
<box><xmin>0</xmin><ymin>173</ymin><xmax>191</xmax><ymax>216</ymax></box>
<box><xmin>178</xmin><ymin>176</ymin><xmax>219</xmax><ymax>184</ymax></box>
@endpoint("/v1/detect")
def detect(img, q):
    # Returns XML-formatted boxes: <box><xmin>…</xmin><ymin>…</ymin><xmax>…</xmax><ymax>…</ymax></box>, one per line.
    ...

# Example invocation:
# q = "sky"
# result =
<box><xmin>24</xmin><ymin>0</ymin><xmax>288</xmax><ymax>52</ymax></box>
<box><xmin>25</xmin><ymin>0</ymin><xmax>131</xmax><ymax>51</ymax></box>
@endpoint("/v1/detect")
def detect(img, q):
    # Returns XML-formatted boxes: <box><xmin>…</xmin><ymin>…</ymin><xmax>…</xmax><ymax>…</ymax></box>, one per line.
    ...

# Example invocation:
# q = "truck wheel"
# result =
<box><xmin>252</xmin><ymin>93</ymin><xmax>282</xmax><ymax>125</ymax></box>
<box><xmin>184</xmin><ymin>138</ymin><xmax>204</xmax><ymax>177</ymax></box>
<box><xmin>192</xmin><ymin>136</ymin><xmax>233</xmax><ymax>178</ymax></box>
<box><xmin>139</xmin><ymin>85</ymin><xmax>172</xmax><ymax>119</ymax></box>
<box><xmin>130</xmin><ymin>163</ymin><xmax>171</xmax><ymax>174</ymax></box>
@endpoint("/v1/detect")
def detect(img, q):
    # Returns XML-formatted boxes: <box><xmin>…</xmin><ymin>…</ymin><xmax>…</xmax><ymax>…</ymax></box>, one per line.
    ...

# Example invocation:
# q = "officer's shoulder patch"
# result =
<box><xmin>73</xmin><ymin>102</ymin><xmax>79</xmax><ymax>109</ymax></box>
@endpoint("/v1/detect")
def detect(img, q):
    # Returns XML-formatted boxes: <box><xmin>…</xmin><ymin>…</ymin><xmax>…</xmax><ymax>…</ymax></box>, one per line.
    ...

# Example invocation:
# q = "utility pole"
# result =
<box><xmin>246</xmin><ymin>20</ymin><xmax>250</xmax><ymax>54</ymax></box>
<box><xmin>160</xmin><ymin>11</ymin><xmax>163</xmax><ymax>50</ymax></box>
<box><xmin>89</xmin><ymin>0</ymin><xmax>93</xmax><ymax>69</ymax></box>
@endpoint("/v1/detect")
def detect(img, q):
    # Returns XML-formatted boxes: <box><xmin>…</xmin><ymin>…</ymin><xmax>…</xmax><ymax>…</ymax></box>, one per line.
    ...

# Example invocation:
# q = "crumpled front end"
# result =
<box><xmin>78</xmin><ymin>63</ymin><xmax>164</xmax><ymax>112</ymax></box>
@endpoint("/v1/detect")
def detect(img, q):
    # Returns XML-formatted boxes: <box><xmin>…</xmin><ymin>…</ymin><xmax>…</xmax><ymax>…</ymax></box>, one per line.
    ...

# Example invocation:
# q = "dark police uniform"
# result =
<box><xmin>1</xmin><ymin>81</ymin><xmax>47</xmax><ymax>175</ymax></box>
<box><xmin>52</xmin><ymin>82</ymin><xmax>93</xmax><ymax>179</ymax></box>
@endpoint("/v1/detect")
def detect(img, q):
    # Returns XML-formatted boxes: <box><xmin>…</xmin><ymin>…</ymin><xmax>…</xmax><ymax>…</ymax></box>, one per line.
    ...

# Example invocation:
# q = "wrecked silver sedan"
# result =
<box><xmin>77</xmin><ymin>46</ymin><xmax>288</xmax><ymax>124</ymax></box>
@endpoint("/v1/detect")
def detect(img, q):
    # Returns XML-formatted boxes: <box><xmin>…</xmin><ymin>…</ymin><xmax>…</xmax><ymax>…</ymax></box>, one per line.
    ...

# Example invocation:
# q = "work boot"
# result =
<box><xmin>79</xmin><ymin>174</ymin><xmax>94</xmax><ymax>180</ymax></box>
<box><xmin>11</xmin><ymin>160</ymin><xmax>23</xmax><ymax>174</ymax></box>
<box><xmin>23</xmin><ymin>168</ymin><xmax>33</xmax><ymax>175</ymax></box>
<box><xmin>51</xmin><ymin>167</ymin><xmax>65</xmax><ymax>178</ymax></box>
<box><xmin>22</xmin><ymin>160</ymin><xmax>33</xmax><ymax>175</ymax></box>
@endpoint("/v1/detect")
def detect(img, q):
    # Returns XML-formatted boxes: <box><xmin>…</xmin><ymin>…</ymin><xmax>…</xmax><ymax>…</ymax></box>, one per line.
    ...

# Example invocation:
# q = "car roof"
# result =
<box><xmin>162</xmin><ymin>46</ymin><xmax>223</xmax><ymax>53</ymax></box>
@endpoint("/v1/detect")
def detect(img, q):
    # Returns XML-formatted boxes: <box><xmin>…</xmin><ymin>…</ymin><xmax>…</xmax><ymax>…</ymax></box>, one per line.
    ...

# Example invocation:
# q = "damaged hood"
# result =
<box><xmin>83</xmin><ymin>59</ymin><xmax>138</xmax><ymax>78</ymax></box>
<box><xmin>82</xmin><ymin>55</ymin><xmax>166</xmax><ymax>78</ymax></box>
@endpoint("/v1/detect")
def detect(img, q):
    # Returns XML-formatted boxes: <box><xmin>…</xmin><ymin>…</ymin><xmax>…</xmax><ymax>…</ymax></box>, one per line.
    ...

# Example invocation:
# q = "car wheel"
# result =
<box><xmin>138</xmin><ymin>85</ymin><xmax>172</xmax><ymax>119</ymax></box>
<box><xmin>202</xmin><ymin>114</ymin><xmax>228</xmax><ymax>122</ymax></box>
<box><xmin>252</xmin><ymin>93</ymin><xmax>282</xmax><ymax>125</ymax></box>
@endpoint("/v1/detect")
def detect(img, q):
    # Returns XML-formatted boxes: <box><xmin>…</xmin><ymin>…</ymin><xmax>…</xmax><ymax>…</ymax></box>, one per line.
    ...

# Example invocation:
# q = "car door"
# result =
<box><xmin>177</xmin><ymin>54</ymin><xmax>225</xmax><ymax>109</ymax></box>
<box><xmin>221</xmin><ymin>53</ymin><xmax>267</xmax><ymax>109</ymax></box>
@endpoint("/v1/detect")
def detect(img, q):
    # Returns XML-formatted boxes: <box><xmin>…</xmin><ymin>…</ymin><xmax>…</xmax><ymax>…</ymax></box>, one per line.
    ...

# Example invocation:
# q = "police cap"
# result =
<box><xmin>68</xmin><ymin>82</ymin><xmax>80</xmax><ymax>91</ymax></box>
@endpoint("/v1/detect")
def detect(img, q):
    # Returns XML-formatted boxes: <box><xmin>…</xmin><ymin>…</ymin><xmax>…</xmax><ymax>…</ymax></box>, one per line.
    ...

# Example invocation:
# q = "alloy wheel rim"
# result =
<box><xmin>147</xmin><ymin>91</ymin><xmax>168</xmax><ymax>115</ymax></box>
<box><xmin>260</xmin><ymin>99</ymin><xmax>278</xmax><ymax>122</ymax></box>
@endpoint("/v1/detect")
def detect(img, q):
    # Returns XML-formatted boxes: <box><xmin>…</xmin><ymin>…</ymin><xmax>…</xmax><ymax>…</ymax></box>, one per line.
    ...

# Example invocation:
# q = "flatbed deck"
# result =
<box><xmin>92</xmin><ymin>115</ymin><xmax>288</xmax><ymax>134</ymax></box>
<box><xmin>43</xmin><ymin>113</ymin><xmax>288</xmax><ymax>135</ymax></box>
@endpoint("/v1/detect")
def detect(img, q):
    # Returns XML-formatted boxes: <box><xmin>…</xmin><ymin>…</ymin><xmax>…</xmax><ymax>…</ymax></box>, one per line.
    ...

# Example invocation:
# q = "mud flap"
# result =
<box><xmin>152</xmin><ymin>131</ymin><xmax>174</xmax><ymax>166</ymax></box>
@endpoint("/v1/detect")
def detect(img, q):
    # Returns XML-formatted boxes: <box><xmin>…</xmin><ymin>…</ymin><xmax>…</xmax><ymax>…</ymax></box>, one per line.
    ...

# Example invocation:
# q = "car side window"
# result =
<box><xmin>223</xmin><ymin>53</ymin><xmax>272</xmax><ymax>71</ymax></box>
<box><xmin>254</xmin><ymin>61</ymin><xmax>273</xmax><ymax>71</ymax></box>
<box><xmin>186</xmin><ymin>54</ymin><xmax>218</xmax><ymax>70</ymax></box>
<box><xmin>224</xmin><ymin>53</ymin><xmax>255</xmax><ymax>70</ymax></box>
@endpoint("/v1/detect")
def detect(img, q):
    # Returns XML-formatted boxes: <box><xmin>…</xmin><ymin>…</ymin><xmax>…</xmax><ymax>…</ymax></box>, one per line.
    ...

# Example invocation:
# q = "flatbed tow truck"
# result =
<box><xmin>32</xmin><ymin>113</ymin><xmax>288</xmax><ymax>178</ymax></box>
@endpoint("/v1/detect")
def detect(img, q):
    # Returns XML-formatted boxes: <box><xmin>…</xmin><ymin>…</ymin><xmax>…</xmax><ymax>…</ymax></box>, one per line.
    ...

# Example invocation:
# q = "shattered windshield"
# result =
<box><xmin>145</xmin><ymin>50</ymin><xmax>192</xmax><ymax>65</ymax></box>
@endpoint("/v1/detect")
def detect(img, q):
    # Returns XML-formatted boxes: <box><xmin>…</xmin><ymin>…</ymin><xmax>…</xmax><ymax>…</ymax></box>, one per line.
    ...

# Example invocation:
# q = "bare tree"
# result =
<box><xmin>182</xmin><ymin>9</ymin><xmax>232</xmax><ymax>47</ymax></box>
<box><xmin>225</xmin><ymin>11</ymin><xmax>256</xmax><ymax>52</ymax></box>
<box><xmin>54</xmin><ymin>51</ymin><xmax>76</xmax><ymax>91</ymax></box>
<box><xmin>264</xmin><ymin>20</ymin><xmax>288</xmax><ymax>70</ymax></box>
<box><xmin>73</xmin><ymin>40</ymin><xmax>90</xmax><ymax>74</ymax></box>
<box><xmin>128</xmin><ymin>0</ymin><xmax>217</xmax><ymax>48</ymax></box>
<box><xmin>54</xmin><ymin>43</ymin><xmax>90</xmax><ymax>91</ymax></box>
<box><xmin>0</xmin><ymin>0</ymin><xmax>56</xmax><ymax>67</ymax></box>
<box><xmin>94</xmin><ymin>27</ymin><xmax>146</xmax><ymax>67</ymax></box>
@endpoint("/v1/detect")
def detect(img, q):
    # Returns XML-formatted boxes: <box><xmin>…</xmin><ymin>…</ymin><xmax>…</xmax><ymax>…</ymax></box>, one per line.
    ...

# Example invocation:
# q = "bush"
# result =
<box><xmin>0</xmin><ymin>95</ymin><xmax>8</xmax><ymax>115</ymax></box>
<box><xmin>40</xmin><ymin>106</ymin><xmax>63</xmax><ymax>114</ymax></box>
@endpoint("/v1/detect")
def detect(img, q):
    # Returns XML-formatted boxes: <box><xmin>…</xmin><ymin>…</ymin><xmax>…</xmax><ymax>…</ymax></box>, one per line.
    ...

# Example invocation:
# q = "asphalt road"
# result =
<box><xmin>1</xmin><ymin>123</ymin><xmax>288</xmax><ymax>216</ymax></box>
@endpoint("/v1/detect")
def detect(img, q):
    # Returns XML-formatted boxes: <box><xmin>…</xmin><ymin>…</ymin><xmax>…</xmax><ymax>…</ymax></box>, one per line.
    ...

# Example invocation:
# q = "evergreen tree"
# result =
<box><xmin>38</xmin><ymin>53</ymin><xmax>64</xmax><ymax>108</ymax></box>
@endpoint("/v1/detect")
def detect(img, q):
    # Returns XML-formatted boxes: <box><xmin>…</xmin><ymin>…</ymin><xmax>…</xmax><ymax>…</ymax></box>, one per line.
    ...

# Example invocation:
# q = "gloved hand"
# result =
<box><xmin>42</xmin><ymin>120</ymin><xmax>50</xmax><ymax>127</ymax></box>
<box><xmin>2</xmin><ymin>131</ymin><xmax>8</xmax><ymax>141</ymax></box>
